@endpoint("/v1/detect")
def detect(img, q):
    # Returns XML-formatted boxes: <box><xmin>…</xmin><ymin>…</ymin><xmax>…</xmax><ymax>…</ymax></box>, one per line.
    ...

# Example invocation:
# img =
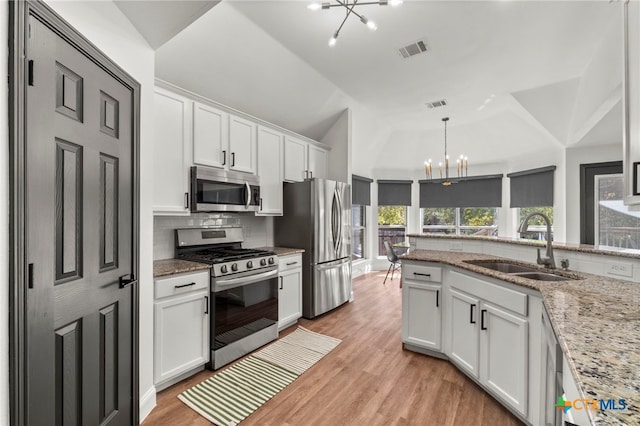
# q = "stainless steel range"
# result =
<box><xmin>175</xmin><ymin>227</ymin><xmax>279</xmax><ymax>370</ymax></box>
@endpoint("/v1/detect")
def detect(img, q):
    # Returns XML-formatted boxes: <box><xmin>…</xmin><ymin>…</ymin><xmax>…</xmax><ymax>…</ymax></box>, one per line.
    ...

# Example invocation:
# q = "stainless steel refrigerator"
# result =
<box><xmin>274</xmin><ymin>178</ymin><xmax>352</xmax><ymax>319</ymax></box>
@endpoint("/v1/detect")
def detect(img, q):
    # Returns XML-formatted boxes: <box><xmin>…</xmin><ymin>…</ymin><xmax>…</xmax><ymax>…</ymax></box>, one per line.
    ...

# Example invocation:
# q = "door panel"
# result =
<box><xmin>311</xmin><ymin>259</ymin><xmax>351</xmax><ymax>317</ymax></box>
<box><xmin>25</xmin><ymin>13</ymin><xmax>135</xmax><ymax>425</ymax></box>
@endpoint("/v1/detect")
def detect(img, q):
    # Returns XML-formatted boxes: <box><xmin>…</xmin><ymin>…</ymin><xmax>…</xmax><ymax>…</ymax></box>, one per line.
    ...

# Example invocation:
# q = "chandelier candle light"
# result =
<box><xmin>425</xmin><ymin>117</ymin><xmax>468</xmax><ymax>185</ymax></box>
<box><xmin>308</xmin><ymin>0</ymin><xmax>403</xmax><ymax>46</ymax></box>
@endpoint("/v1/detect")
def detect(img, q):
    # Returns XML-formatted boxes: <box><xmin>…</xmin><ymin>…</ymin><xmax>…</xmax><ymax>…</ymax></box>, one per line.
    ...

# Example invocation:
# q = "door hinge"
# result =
<box><xmin>28</xmin><ymin>60</ymin><xmax>34</xmax><ymax>86</ymax></box>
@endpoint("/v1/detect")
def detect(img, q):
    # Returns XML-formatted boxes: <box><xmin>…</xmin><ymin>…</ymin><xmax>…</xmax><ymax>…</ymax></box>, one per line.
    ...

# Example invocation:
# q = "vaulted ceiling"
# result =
<box><xmin>117</xmin><ymin>0</ymin><xmax>622</xmax><ymax>170</ymax></box>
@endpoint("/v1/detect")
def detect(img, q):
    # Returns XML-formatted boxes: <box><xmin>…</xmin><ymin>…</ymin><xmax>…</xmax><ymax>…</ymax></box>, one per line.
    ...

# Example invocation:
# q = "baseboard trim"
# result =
<box><xmin>139</xmin><ymin>385</ymin><xmax>157</xmax><ymax>424</ymax></box>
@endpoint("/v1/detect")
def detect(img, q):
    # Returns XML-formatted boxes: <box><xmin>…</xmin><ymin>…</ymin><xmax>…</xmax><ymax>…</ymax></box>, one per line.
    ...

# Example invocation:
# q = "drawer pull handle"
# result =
<box><xmin>286</xmin><ymin>261</ymin><xmax>298</xmax><ymax>266</ymax></box>
<box><xmin>481</xmin><ymin>309</ymin><xmax>487</xmax><ymax>330</ymax></box>
<box><xmin>413</xmin><ymin>272</ymin><xmax>431</xmax><ymax>278</ymax></box>
<box><xmin>470</xmin><ymin>304</ymin><xmax>476</xmax><ymax>324</ymax></box>
<box><xmin>175</xmin><ymin>282</ymin><xmax>196</xmax><ymax>289</ymax></box>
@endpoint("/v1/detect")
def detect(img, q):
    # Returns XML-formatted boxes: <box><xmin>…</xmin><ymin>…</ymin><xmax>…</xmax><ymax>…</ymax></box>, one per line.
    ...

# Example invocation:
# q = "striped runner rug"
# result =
<box><xmin>178</xmin><ymin>326</ymin><xmax>341</xmax><ymax>425</ymax></box>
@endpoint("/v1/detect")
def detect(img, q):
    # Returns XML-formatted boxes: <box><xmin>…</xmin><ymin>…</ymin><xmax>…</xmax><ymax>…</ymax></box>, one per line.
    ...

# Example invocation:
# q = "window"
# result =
<box><xmin>351</xmin><ymin>205</ymin><xmax>366</xmax><ymax>260</ymax></box>
<box><xmin>518</xmin><ymin>206</ymin><xmax>554</xmax><ymax>241</ymax></box>
<box><xmin>378</xmin><ymin>206</ymin><xmax>407</xmax><ymax>255</ymax></box>
<box><xmin>422</xmin><ymin>207</ymin><xmax>498</xmax><ymax>236</ymax></box>
<box><xmin>595</xmin><ymin>174</ymin><xmax>640</xmax><ymax>251</ymax></box>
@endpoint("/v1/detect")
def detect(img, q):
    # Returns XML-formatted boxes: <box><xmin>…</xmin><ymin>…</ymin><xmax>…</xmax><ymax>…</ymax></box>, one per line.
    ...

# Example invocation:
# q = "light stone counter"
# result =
<box><xmin>401</xmin><ymin>249</ymin><xmax>640</xmax><ymax>426</ymax></box>
<box><xmin>153</xmin><ymin>259</ymin><xmax>211</xmax><ymax>278</ymax></box>
<box><xmin>253</xmin><ymin>246</ymin><xmax>305</xmax><ymax>257</ymax></box>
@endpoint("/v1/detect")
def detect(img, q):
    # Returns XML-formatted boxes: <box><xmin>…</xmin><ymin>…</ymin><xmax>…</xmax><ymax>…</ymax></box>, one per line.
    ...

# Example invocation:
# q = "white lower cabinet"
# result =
<box><xmin>154</xmin><ymin>270</ymin><xmax>209</xmax><ymax>390</ymax></box>
<box><xmin>402</xmin><ymin>262</ymin><xmax>442</xmax><ymax>351</ymax></box>
<box><xmin>480</xmin><ymin>301</ymin><xmax>529</xmax><ymax>417</ymax></box>
<box><xmin>448</xmin><ymin>288</ymin><xmax>480</xmax><ymax>378</ymax></box>
<box><xmin>447</xmin><ymin>270</ymin><xmax>529</xmax><ymax>418</ymax></box>
<box><xmin>278</xmin><ymin>254</ymin><xmax>302</xmax><ymax>330</ymax></box>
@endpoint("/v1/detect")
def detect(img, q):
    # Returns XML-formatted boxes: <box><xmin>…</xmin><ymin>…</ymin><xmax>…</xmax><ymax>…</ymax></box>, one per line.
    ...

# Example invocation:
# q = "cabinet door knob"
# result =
<box><xmin>184</xmin><ymin>192</ymin><xmax>189</xmax><ymax>209</ymax></box>
<box><xmin>204</xmin><ymin>295</ymin><xmax>209</xmax><ymax>315</ymax></box>
<box><xmin>470</xmin><ymin>304</ymin><xmax>476</xmax><ymax>324</ymax></box>
<box><xmin>279</xmin><ymin>276</ymin><xmax>284</xmax><ymax>290</ymax></box>
<box><xmin>481</xmin><ymin>309</ymin><xmax>487</xmax><ymax>330</ymax></box>
<box><xmin>231</xmin><ymin>152</ymin><xmax>236</xmax><ymax>167</ymax></box>
<box><xmin>222</xmin><ymin>150</ymin><xmax>226</xmax><ymax>165</ymax></box>
<box><xmin>436</xmin><ymin>290</ymin><xmax>439</xmax><ymax>308</ymax></box>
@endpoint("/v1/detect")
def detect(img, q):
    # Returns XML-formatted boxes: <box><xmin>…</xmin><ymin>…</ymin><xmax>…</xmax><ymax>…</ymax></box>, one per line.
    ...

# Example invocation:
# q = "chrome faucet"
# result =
<box><xmin>517</xmin><ymin>212</ymin><xmax>555</xmax><ymax>269</ymax></box>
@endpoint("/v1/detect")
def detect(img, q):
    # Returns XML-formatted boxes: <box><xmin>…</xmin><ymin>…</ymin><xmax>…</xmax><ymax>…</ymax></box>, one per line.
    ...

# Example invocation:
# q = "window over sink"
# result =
<box><xmin>422</xmin><ymin>207</ymin><xmax>498</xmax><ymax>236</ymax></box>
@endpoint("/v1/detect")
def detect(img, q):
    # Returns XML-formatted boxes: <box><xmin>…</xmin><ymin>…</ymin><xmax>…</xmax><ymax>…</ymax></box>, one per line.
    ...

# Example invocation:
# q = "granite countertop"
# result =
<box><xmin>254</xmin><ymin>246</ymin><xmax>305</xmax><ymax>256</ymax></box>
<box><xmin>153</xmin><ymin>259</ymin><xmax>211</xmax><ymax>278</ymax></box>
<box><xmin>407</xmin><ymin>233</ymin><xmax>640</xmax><ymax>260</ymax></box>
<box><xmin>401</xmin><ymin>249</ymin><xmax>640</xmax><ymax>425</ymax></box>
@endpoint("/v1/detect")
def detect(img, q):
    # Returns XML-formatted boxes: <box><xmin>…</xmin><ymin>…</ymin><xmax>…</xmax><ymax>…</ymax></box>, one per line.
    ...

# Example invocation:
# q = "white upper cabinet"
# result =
<box><xmin>153</xmin><ymin>87</ymin><xmax>191</xmax><ymax>215</ymax></box>
<box><xmin>308</xmin><ymin>144</ymin><xmax>328</xmax><ymax>180</ymax></box>
<box><xmin>228</xmin><ymin>114</ymin><xmax>257</xmax><ymax>174</ymax></box>
<box><xmin>193</xmin><ymin>102</ymin><xmax>227</xmax><ymax>169</ymax></box>
<box><xmin>284</xmin><ymin>135</ymin><xmax>329</xmax><ymax>182</ymax></box>
<box><xmin>256</xmin><ymin>126</ymin><xmax>284</xmax><ymax>215</ymax></box>
<box><xmin>284</xmin><ymin>136</ymin><xmax>307</xmax><ymax>182</ymax></box>
<box><xmin>193</xmin><ymin>104</ymin><xmax>256</xmax><ymax>174</ymax></box>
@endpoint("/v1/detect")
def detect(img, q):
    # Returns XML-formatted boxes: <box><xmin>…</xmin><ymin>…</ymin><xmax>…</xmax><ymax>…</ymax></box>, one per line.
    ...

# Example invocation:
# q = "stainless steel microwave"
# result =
<box><xmin>190</xmin><ymin>166</ymin><xmax>260</xmax><ymax>212</ymax></box>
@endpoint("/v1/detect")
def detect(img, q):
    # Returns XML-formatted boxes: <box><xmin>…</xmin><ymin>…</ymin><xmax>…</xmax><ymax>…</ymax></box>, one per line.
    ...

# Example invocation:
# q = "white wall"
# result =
<box><xmin>37</xmin><ymin>1</ymin><xmax>156</xmax><ymax>422</ymax></box>
<box><xmin>321</xmin><ymin>108</ymin><xmax>350</xmax><ymax>183</ymax></box>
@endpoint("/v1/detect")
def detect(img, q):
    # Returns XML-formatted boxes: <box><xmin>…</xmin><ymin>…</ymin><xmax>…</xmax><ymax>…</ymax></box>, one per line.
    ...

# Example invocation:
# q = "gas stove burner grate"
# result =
<box><xmin>178</xmin><ymin>248</ymin><xmax>275</xmax><ymax>264</ymax></box>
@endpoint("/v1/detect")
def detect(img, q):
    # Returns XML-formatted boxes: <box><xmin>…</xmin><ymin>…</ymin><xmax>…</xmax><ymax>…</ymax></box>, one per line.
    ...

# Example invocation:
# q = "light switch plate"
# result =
<box><xmin>605</xmin><ymin>261</ymin><xmax>633</xmax><ymax>278</ymax></box>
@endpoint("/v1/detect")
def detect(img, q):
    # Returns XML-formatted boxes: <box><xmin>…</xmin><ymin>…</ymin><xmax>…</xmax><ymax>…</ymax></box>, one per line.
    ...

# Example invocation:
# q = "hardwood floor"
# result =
<box><xmin>143</xmin><ymin>272</ymin><xmax>523</xmax><ymax>426</ymax></box>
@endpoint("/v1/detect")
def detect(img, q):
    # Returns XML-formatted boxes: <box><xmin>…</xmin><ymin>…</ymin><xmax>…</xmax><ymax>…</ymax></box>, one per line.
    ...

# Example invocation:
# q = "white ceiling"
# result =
<box><xmin>118</xmin><ymin>0</ymin><xmax>623</xmax><ymax>169</ymax></box>
<box><xmin>114</xmin><ymin>0</ymin><xmax>220</xmax><ymax>49</ymax></box>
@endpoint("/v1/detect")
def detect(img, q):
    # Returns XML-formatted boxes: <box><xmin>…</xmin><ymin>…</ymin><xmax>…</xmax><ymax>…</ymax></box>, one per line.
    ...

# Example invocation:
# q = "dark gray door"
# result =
<box><xmin>25</xmin><ymin>13</ymin><xmax>135</xmax><ymax>425</ymax></box>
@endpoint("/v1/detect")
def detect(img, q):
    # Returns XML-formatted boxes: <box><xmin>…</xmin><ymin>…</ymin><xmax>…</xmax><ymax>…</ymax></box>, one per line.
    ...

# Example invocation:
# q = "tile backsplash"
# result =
<box><xmin>153</xmin><ymin>213</ymin><xmax>274</xmax><ymax>260</ymax></box>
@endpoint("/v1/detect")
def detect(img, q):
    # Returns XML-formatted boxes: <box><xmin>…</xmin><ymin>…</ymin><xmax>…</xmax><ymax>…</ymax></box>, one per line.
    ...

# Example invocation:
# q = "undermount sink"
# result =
<box><xmin>464</xmin><ymin>260</ymin><xmax>538</xmax><ymax>274</ymax></box>
<box><xmin>511</xmin><ymin>272</ymin><xmax>573</xmax><ymax>282</ymax></box>
<box><xmin>464</xmin><ymin>259</ymin><xmax>577</xmax><ymax>281</ymax></box>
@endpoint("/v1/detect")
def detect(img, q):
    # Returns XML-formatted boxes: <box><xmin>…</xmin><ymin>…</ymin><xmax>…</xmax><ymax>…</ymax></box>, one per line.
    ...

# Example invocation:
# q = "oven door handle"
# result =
<box><xmin>214</xmin><ymin>268</ymin><xmax>278</xmax><ymax>290</ymax></box>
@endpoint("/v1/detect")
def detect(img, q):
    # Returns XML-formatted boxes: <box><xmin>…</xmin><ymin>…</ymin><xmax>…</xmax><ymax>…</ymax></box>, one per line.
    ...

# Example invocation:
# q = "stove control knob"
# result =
<box><xmin>231</xmin><ymin>263</ymin><xmax>238</xmax><ymax>272</ymax></box>
<box><xmin>247</xmin><ymin>261</ymin><xmax>253</xmax><ymax>269</ymax></box>
<box><xmin>260</xmin><ymin>258</ymin><xmax>267</xmax><ymax>266</ymax></box>
<box><xmin>268</xmin><ymin>257</ymin><xmax>275</xmax><ymax>265</ymax></box>
<box><xmin>221</xmin><ymin>265</ymin><xmax>228</xmax><ymax>274</ymax></box>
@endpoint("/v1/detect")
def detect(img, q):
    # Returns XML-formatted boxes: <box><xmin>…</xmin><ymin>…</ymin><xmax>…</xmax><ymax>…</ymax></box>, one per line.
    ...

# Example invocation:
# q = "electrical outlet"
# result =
<box><xmin>605</xmin><ymin>261</ymin><xmax>633</xmax><ymax>278</ymax></box>
<box><xmin>449</xmin><ymin>242</ymin><xmax>463</xmax><ymax>251</ymax></box>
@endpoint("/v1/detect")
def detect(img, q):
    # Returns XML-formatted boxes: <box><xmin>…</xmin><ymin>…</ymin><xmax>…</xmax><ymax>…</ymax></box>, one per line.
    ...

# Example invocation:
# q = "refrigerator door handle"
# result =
<box><xmin>336</xmin><ymin>188</ymin><xmax>343</xmax><ymax>255</ymax></box>
<box><xmin>316</xmin><ymin>257</ymin><xmax>350</xmax><ymax>271</ymax></box>
<box><xmin>331</xmin><ymin>191</ymin><xmax>340</xmax><ymax>255</ymax></box>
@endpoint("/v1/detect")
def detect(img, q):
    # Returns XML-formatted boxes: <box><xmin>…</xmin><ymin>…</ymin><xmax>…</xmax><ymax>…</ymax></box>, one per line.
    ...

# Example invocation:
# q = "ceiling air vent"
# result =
<box><xmin>398</xmin><ymin>39</ymin><xmax>428</xmax><ymax>59</ymax></box>
<box><xmin>426</xmin><ymin>99</ymin><xmax>448</xmax><ymax>109</ymax></box>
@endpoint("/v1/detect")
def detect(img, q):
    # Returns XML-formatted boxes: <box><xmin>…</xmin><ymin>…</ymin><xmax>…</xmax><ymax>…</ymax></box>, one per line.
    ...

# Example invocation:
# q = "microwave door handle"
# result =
<box><xmin>245</xmin><ymin>182</ymin><xmax>251</xmax><ymax>208</ymax></box>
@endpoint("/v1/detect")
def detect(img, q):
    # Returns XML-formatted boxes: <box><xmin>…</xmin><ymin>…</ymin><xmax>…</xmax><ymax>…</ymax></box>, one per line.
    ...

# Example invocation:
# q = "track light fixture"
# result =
<box><xmin>307</xmin><ymin>0</ymin><xmax>402</xmax><ymax>46</ymax></box>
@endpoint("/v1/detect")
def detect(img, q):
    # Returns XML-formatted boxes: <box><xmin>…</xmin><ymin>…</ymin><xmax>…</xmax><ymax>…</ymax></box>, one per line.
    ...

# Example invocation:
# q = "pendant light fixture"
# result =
<box><xmin>424</xmin><ymin>117</ymin><xmax>468</xmax><ymax>186</ymax></box>
<box><xmin>307</xmin><ymin>0</ymin><xmax>403</xmax><ymax>47</ymax></box>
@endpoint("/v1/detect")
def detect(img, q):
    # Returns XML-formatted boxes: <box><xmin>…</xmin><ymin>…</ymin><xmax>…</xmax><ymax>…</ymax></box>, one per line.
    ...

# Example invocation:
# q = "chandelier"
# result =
<box><xmin>308</xmin><ymin>0</ymin><xmax>403</xmax><ymax>47</ymax></box>
<box><xmin>424</xmin><ymin>117</ymin><xmax>468</xmax><ymax>186</ymax></box>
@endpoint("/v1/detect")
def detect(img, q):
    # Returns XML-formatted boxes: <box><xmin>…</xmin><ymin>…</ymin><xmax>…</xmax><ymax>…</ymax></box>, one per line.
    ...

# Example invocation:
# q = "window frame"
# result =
<box><xmin>377</xmin><ymin>205</ymin><xmax>408</xmax><ymax>257</ymax></box>
<box><xmin>421</xmin><ymin>207</ymin><xmax>499</xmax><ymax>236</ymax></box>
<box><xmin>351</xmin><ymin>204</ymin><xmax>367</xmax><ymax>261</ymax></box>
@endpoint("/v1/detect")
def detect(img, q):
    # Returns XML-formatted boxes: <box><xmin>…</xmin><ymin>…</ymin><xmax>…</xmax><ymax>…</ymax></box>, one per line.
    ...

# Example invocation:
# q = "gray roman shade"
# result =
<box><xmin>419</xmin><ymin>175</ymin><xmax>503</xmax><ymax>208</ymax></box>
<box><xmin>508</xmin><ymin>166</ymin><xmax>556</xmax><ymax>207</ymax></box>
<box><xmin>352</xmin><ymin>175</ymin><xmax>373</xmax><ymax>205</ymax></box>
<box><xmin>377</xmin><ymin>180</ymin><xmax>413</xmax><ymax>206</ymax></box>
